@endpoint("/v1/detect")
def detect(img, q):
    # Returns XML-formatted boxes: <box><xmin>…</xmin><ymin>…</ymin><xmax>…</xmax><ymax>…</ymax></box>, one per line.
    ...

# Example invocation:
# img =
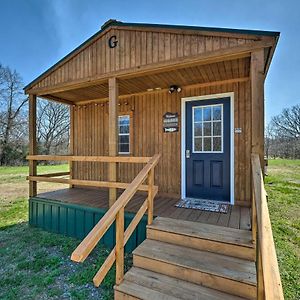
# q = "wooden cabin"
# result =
<box><xmin>25</xmin><ymin>20</ymin><xmax>284</xmax><ymax>299</ymax></box>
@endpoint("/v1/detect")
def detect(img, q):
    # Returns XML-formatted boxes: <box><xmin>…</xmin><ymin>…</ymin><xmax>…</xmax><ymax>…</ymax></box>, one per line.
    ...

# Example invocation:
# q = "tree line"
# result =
<box><xmin>0</xmin><ymin>64</ymin><xmax>70</xmax><ymax>165</ymax></box>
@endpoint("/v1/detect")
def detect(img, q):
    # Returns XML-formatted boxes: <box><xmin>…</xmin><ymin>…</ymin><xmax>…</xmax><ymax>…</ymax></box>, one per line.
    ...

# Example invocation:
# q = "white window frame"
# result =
<box><xmin>192</xmin><ymin>104</ymin><xmax>224</xmax><ymax>154</ymax></box>
<box><xmin>118</xmin><ymin>115</ymin><xmax>130</xmax><ymax>155</ymax></box>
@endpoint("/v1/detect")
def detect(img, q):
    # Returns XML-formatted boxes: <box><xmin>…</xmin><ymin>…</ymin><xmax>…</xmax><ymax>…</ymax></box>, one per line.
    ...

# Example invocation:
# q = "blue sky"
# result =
<box><xmin>0</xmin><ymin>0</ymin><xmax>299</xmax><ymax>122</ymax></box>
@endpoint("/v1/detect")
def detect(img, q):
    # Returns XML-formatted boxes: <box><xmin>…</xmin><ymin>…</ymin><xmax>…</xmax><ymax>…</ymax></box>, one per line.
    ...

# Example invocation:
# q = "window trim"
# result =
<box><xmin>192</xmin><ymin>104</ymin><xmax>224</xmax><ymax>154</ymax></box>
<box><xmin>118</xmin><ymin>112</ymin><xmax>133</xmax><ymax>155</ymax></box>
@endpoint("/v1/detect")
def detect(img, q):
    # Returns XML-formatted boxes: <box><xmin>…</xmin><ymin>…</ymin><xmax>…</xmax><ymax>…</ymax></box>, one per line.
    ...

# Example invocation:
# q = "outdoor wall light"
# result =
<box><xmin>169</xmin><ymin>85</ymin><xmax>182</xmax><ymax>93</ymax></box>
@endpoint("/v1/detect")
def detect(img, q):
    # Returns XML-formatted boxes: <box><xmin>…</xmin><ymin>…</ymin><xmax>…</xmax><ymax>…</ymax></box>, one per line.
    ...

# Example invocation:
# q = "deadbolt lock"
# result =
<box><xmin>186</xmin><ymin>149</ymin><xmax>190</xmax><ymax>158</ymax></box>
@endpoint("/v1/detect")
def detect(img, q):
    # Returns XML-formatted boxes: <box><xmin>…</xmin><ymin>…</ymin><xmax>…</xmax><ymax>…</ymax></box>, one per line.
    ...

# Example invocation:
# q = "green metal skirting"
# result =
<box><xmin>29</xmin><ymin>197</ymin><xmax>147</xmax><ymax>253</ymax></box>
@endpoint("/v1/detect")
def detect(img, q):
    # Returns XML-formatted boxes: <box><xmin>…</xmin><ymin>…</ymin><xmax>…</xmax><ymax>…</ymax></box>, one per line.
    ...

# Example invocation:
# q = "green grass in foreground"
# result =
<box><xmin>0</xmin><ymin>196</ymin><xmax>28</xmax><ymax>228</ymax></box>
<box><xmin>0</xmin><ymin>224</ymin><xmax>132</xmax><ymax>300</ymax></box>
<box><xmin>265</xmin><ymin>159</ymin><xmax>300</xmax><ymax>300</ymax></box>
<box><xmin>0</xmin><ymin>164</ymin><xmax>132</xmax><ymax>299</ymax></box>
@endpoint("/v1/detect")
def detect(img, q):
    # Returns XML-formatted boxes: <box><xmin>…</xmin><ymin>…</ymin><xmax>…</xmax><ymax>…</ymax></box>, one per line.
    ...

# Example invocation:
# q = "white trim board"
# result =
<box><xmin>181</xmin><ymin>92</ymin><xmax>235</xmax><ymax>205</ymax></box>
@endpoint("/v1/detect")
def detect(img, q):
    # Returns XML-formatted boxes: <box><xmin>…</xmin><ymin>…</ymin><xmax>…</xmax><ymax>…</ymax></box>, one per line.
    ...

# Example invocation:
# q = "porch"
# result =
<box><xmin>35</xmin><ymin>187</ymin><xmax>251</xmax><ymax>230</ymax></box>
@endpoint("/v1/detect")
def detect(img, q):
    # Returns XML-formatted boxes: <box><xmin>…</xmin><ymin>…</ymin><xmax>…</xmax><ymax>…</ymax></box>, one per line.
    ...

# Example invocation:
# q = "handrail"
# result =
<box><xmin>34</xmin><ymin>171</ymin><xmax>70</xmax><ymax>177</ymax></box>
<box><xmin>26</xmin><ymin>175</ymin><xmax>157</xmax><ymax>192</ymax></box>
<box><xmin>26</xmin><ymin>155</ymin><xmax>157</xmax><ymax>192</ymax></box>
<box><xmin>26</xmin><ymin>154</ymin><xmax>151</xmax><ymax>163</ymax></box>
<box><xmin>70</xmin><ymin>153</ymin><xmax>160</xmax><ymax>286</ymax></box>
<box><xmin>93</xmin><ymin>197</ymin><xmax>150</xmax><ymax>286</ymax></box>
<box><xmin>251</xmin><ymin>153</ymin><xmax>284</xmax><ymax>300</ymax></box>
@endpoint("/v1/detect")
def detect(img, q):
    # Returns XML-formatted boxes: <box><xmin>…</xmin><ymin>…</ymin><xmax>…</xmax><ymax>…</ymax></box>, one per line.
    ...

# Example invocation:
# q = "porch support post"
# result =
<box><xmin>29</xmin><ymin>94</ymin><xmax>37</xmax><ymax>197</ymax></box>
<box><xmin>251</xmin><ymin>49</ymin><xmax>265</xmax><ymax>169</ymax></box>
<box><xmin>69</xmin><ymin>105</ymin><xmax>74</xmax><ymax>188</ymax></box>
<box><xmin>108</xmin><ymin>77</ymin><xmax>118</xmax><ymax>207</ymax></box>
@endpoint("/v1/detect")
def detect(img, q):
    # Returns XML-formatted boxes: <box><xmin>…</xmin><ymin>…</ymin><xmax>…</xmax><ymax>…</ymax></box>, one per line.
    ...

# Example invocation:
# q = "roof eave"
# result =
<box><xmin>264</xmin><ymin>34</ymin><xmax>280</xmax><ymax>75</ymax></box>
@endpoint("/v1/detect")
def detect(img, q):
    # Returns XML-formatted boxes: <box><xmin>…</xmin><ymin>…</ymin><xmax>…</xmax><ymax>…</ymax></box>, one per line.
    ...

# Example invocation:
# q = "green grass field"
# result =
<box><xmin>264</xmin><ymin>159</ymin><xmax>300</xmax><ymax>300</ymax></box>
<box><xmin>0</xmin><ymin>164</ymin><xmax>132</xmax><ymax>299</ymax></box>
<box><xmin>0</xmin><ymin>161</ymin><xmax>299</xmax><ymax>299</ymax></box>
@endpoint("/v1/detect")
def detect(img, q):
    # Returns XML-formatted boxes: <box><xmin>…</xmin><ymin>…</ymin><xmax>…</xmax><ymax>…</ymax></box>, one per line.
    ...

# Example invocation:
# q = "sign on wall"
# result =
<box><xmin>163</xmin><ymin>112</ymin><xmax>179</xmax><ymax>133</ymax></box>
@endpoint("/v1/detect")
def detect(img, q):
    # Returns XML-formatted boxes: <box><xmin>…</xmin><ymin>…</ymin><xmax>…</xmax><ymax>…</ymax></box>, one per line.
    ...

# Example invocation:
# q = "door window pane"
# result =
<box><xmin>213</xmin><ymin>106</ymin><xmax>222</xmax><ymax>120</ymax></box>
<box><xmin>203</xmin><ymin>107</ymin><xmax>211</xmax><ymax>121</ymax></box>
<box><xmin>213</xmin><ymin>137</ymin><xmax>222</xmax><ymax>151</ymax></box>
<box><xmin>193</xmin><ymin>104</ymin><xmax>223</xmax><ymax>153</ymax></box>
<box><xmin>194</xmin><ymin>123</ymin><xmax>203</xmax><ymax>136</ymax></box>
<box><xmin>203</xmin><ymin>122</ymin><xmax>211</xmax><ymax>136</ymax></box>
<box><xmin>194</xmin><ymin>138</ymin><xmax>202</xmax><ymax>151</ymax></box>
<box><xmin>213</xmin><ymin>121</ymin><xmax>221</xmax><ymax>136</ymax></box>
<box><xmin>203</xmin><ymin>137</ymin><xmax>212</xmax><ymax>151</ymax></box>
<box><xmin>194</xmin><ymin>108</ymin><xmax>202</xmax><ymax>122</ymax></box>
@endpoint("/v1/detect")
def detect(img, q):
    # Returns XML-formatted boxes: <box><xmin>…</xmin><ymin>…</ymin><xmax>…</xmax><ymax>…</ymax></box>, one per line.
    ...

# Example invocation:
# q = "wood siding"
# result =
<box><xmin>72</xmin><ymin>80</ymin><xmax>252</xmax><ymax>206</ymax></box>
<box><xmin>31</xmin><ymin>28</ymin><xmax>254</xmax><ymax>91</ymax></box>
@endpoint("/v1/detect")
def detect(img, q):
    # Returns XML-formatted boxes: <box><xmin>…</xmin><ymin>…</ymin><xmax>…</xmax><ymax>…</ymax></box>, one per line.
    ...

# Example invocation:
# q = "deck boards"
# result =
<box><xmin>133</xmin><ymin>239</ymin><xmax>257</xmax><ymax>285</ymax></box>
<box><xmin>36</xmin><ymin>187</ymin><xmax>251</xmax><ymax>230</ymax></box>
<box><xmin>116</xmin><ymin>267</ymin><xmax>247</xmax><ymax>300</ymax></box>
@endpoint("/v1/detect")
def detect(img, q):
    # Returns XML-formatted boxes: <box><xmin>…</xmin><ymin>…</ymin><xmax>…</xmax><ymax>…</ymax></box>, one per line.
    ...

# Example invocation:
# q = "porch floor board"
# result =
<box><xmin>36</xmin><ymin>187</ymin><xmax>251</xmax><ymax>230</ymax></box>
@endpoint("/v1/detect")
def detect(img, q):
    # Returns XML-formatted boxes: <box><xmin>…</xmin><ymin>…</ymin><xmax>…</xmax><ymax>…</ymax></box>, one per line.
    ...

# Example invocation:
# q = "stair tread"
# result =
<box><xmin>148</xmin><ymin>217</ymin><xmax>253</xmax><ymax>248</ymax></box>
<box><xmin>115</xmin><ymin>267</ymin><xmax>247</xmax><ymax>300</ymax></box>
<box><xmin>133</xmin><ymin>239</ymin><xmax>256</xmax><ymax>286</ymax></box>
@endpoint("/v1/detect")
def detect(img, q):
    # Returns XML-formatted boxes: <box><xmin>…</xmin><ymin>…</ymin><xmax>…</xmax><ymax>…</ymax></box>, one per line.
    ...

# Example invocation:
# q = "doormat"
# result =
<box><xmin>175</xmin><ymin>198</ymin><xmax>230</xmax><ymax>213</ymax></box>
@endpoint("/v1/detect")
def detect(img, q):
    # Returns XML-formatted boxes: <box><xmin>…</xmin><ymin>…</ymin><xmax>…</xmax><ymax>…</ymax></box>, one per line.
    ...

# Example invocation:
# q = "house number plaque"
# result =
<box><xmin>163</xmin><ymin>112</ymin><xmax>179</xmax><ymax>133</ymax></box>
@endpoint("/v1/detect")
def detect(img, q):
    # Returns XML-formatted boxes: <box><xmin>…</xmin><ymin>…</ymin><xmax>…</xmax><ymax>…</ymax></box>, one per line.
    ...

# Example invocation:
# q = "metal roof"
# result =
<box><xmin>101</xmin><ymin>19</ymin><xmax>280</xmax><ymax>37</ymax></box>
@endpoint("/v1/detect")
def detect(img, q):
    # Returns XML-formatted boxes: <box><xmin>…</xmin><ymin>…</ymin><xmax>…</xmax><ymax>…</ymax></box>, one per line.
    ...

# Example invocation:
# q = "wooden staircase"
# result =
<box><xmin>70</xmin><ymin>154</ymin><xmax>283</xmax><ymax>299</ymax></box>
<box><xmin>115</xmin><ymin>217</ymin><xmax>256</xmax><ymax>300</ymax></box>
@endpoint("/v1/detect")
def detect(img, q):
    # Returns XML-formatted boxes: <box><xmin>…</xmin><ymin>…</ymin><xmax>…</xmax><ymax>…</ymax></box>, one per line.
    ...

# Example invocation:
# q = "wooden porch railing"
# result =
<box><xmin>26</xmin><ymin>155</ymin><xmax>154</xmax><ymax>192</ymax></box>
<box><xmin>27</xmin><ymin>153</ymin><xmax>160</xmax><ymax>286</ymax></box>
<box><xmin>251</xmin><ymin>153</ymin><xmax>284</xmax><ymax>300</ymax></box>
<box><xmin>26</xmin><ymin>153</ymin><xmax>160</xmax><ymax>288</ymax></box>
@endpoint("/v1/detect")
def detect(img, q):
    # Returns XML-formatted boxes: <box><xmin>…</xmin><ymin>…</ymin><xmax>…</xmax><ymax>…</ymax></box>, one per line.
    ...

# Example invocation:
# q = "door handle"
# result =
<box><xmin>186</xmin><ymin>149</ymin><xmax>190</xmax><ymax>158</ymax></box>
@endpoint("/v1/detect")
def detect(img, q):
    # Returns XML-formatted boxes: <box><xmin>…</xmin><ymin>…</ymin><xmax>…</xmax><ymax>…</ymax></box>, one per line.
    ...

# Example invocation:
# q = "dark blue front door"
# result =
<box><xmin>185</xmin><ymin>97</ymin><xmax>231</xmax><ymax>202</ymax></box>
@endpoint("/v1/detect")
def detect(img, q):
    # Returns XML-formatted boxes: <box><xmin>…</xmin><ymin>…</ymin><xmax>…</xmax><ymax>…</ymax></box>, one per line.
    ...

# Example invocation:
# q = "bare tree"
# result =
<box><xmin>265</xmin><ymin>123</ymin><xmax>275</xmax><ymax>159</ymax></box>
<box><xmin>37</xmin><ymin>99</ymin><xmax>70</xmax><ymax>156</ymax></box>
<box><xmin>0</xmin><ymin>64</ymin><xmax>28</xmax><ymax>165</ymax></box>
<box><xmin>271</xmin><ymin>104</ymin><xmax>300</xmax><ymax>138</ymax></box>
<box><xmin>266</xmin><ymin>104</ymin><xmax>300</xmax><ymax>159</ymax></box>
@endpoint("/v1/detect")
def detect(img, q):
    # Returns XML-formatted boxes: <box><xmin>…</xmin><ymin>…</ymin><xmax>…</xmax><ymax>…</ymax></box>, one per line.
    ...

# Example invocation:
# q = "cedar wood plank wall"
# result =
<box><xmin>31</xmin><ymin>28</ymin><xmax>254</xmax><ymax>90</ymax></box>
<box><xmin>72</xmin><ymin>80</ymin><xmax>252</xmax><ymax>206</ymax></box>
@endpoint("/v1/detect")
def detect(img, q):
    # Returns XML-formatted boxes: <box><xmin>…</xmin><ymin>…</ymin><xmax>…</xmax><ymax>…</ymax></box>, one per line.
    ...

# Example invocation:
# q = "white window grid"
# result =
<box><xmin>192</xmin><ymin>104</ymin><xmax>223</xmax><ymax>153</ymax></box>
<box><xmin>118</xmin><ymin>115</ymin><xmax>130</xmax><ymax>154</ymax></box>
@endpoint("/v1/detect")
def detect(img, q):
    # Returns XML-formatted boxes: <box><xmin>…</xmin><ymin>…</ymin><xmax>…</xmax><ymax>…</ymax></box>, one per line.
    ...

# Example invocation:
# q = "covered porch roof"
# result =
<box><xmin>24</xmin><ymin>20</ymin><xmax>279</xmax><ymax>105</ymax></box>
<box><xmin>42</xmin><ymin>56</ymin><xmax>250</xmax><ymax>105</ymax></box>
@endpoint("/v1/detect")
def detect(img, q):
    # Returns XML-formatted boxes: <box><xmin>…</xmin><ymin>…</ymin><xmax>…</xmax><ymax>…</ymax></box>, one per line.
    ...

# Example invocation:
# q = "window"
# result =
<box><xmin>193</xmin><ymin>104</ymin><xmax>223</xmax><ymax>153</ymax></box>
<box><xmin>118</xmin><ymin>115</ymin><xmax>130</xmax><ymax>154</ymax></box>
